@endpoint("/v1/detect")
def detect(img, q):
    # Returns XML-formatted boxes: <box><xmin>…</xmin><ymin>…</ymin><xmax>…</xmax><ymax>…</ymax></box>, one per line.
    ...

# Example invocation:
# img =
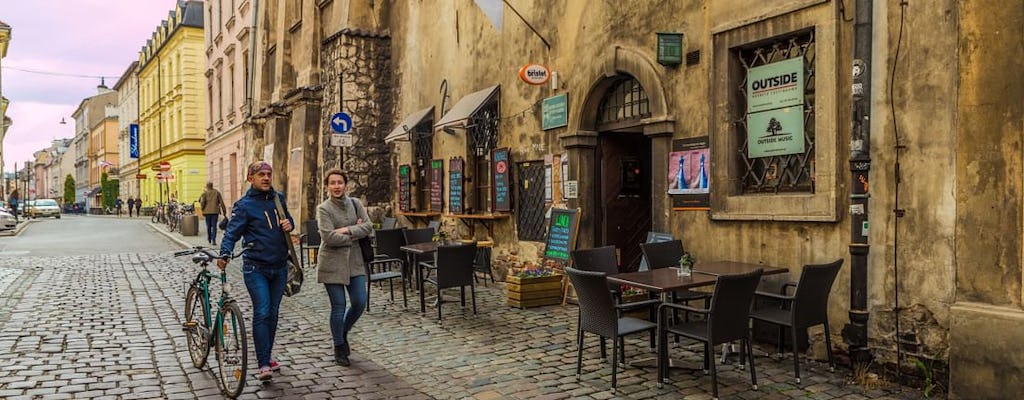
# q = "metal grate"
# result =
<box><xmin>597</xmin><ymin>76</ymin><xmax>650</xmax><ymax>125</ymax></box>
<box><xmin>468</xmin><ymin>101</ymin><xmax>499</xmax><ymax>155</ymax></box>
<box><xmin>734</xmin><ymin>29</ymin><xmax>816</xmax><ymax>193</ymax></box>
<box><xmin>516</xmin><ymin>162</ymin><xmax>546</xmax><ymax>241</ymax></box>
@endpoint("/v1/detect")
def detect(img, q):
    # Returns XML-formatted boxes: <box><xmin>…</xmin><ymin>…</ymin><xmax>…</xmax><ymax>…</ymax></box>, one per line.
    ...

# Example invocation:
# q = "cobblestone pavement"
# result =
<box><xmin>0</xmin><ymin>220</ymin><xmax>932</xmax><ymax>399</ymax></box>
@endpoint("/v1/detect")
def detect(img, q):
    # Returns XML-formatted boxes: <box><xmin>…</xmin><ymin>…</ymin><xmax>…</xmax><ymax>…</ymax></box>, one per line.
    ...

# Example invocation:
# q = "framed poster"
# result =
<box><xmin>449</xmin><ymin>157</ymin><xmax>464</xmax><ymax>214</ymax></box>
<box><xmin>670</xmin><ymin>137</ymin><xmax>711</xmax><ymax>210</ymax></box>
<box><xmin>492</xmin><ymin>147</ymin><xmax>512</xmax><ymax>212</ymax></box>
<box><xmin>429</xmin><ymin>159</ymin><xmax>444</xmax><ymax>212</ymax></box>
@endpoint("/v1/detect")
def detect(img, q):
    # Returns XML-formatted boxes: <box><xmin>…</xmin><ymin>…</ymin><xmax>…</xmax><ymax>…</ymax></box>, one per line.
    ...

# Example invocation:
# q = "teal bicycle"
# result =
<box><xmin>176</xmin><ymin>244</ymin><xmax>251</xmax><ymax>398</ymax></box>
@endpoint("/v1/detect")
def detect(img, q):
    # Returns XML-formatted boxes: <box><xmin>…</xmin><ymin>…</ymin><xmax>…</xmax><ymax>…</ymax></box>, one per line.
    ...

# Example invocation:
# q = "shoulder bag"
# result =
<box><xmin>273</xmin><ymin>191</ymin><xmax>304</xmax><ymax>297</ymax></box>
<box><xmin>350</xmin><ymin>198</ymin><xmax>375</xmax><ymax>263</ymax></box>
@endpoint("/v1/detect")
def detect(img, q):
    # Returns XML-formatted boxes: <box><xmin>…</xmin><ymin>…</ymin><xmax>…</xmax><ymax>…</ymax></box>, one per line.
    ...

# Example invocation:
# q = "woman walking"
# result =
<box><xmin>316</xmin><ymin>169</ymin><xmax>373</xmax><ymax>366</ymax></box>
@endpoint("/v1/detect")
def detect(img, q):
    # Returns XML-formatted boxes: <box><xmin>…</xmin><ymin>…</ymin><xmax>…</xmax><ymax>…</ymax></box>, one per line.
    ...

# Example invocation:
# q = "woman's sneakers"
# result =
<box><xmin>334</xmin><ymin>345</ymin><xmax>350</xmax><ymax>366</ymax></box>
<box><xmin>256</xmin><ymin>366</ymin><xmax>273</xmax><ymax>381</ymax></box>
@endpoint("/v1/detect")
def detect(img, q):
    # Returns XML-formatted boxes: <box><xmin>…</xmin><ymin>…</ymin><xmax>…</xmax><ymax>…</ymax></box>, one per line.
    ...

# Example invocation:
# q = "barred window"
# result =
<box><xmin>467</xmin><ymin>101</ymin><xmax>500</xmax><ymax>213</ymax></box>
<box><xmin>597</xmin><ymin>76</ymin><xmax>650</xmax><ymax>128</ymax></box>
<box><xmin>734</xmin><ymin>29</ymin><xmax>816</xmax><ymax>194</ymax></box>
<box><xmin>412</xmin><ymin>121</ymin><xmax>433</xmax><ymax>211</ymax></box>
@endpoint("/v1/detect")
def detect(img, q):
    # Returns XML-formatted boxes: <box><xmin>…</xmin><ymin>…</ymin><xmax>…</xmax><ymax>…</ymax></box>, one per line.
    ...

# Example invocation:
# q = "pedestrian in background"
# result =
<box><xmin>115</xmin><ymin>198</ymin><xmax>124</xmax><ymax>217</ymax></box>
<box><xmin>218</xmin><ymin>161</ymin><xmax>294</xmax><ymax>381</ymax></box>
<box><xmin>315</xmin><ymin>168</ymin><xmax>372</xmax><ymax>367</ymax></box>
<box><xmin>126</xmin><ymin>197</ymin><xmax>135</xmax><ymax>217</ymax></box>
<box><xmin>8</xmin><ymin>189</ymin><xmax>19</xmax><ymax>222</ymax></box>
<box><xmin>134</xmin><ymin>198</ymin><xmax>142</xmax><ymax>217</ymax></box>
<box><xmin>198</xmin><ymin>182</ymin><xmax>228</xmax><ymax>245</ymax></box>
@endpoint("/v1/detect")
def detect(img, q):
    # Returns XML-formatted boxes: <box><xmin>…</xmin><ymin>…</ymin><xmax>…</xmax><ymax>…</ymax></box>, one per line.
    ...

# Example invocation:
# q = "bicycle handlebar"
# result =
<box><xmin>173</xmin><ymin>243</ymin><xmax>254</xmax><ymax>262</ymax></box>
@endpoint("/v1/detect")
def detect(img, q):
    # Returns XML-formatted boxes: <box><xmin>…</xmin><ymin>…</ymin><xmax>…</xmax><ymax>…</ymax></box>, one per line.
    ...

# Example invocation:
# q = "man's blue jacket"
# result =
<box><xmin>220</xmin><ymin>187</ymin><xmax>295</xmax><ymax>267</ymax></box>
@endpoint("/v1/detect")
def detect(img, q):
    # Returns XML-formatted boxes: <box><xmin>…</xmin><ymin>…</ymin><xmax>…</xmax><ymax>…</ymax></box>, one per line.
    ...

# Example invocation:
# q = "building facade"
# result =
<box><xmin>88</xmin><ymin>105</ymin><xmax>118</xmax><ymax>207</ymax></box>
<box><xmin>1</xmin><ymin>20</ymin><xmax>11</xmax><ymax>200</ymax></box>
<box><xmin>114</xmin><ymin>62</ymin><xmax>141</xmax><ymax>202</ymax></box>
<box><xmin>70</xmin><ymin>88</ymin><xmax>117</xmax><ymax>208</ymax></box>
<box><xmin>204</xmin><ymin>0</ymin><xmax>253</xmax><ymax>210</ymax></box>
<box><xmin>373</xmin><ymin>1</ymin><xmax>1021</xmax><ymax>397</ymax></box>
<box><xmin>137</xmin><ymin>1</ymin><xmax>207</xmax><ymax>208</ymax></box>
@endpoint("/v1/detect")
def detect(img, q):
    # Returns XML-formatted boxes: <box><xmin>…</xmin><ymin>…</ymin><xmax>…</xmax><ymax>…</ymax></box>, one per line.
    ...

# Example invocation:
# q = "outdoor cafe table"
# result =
<box><xmin>607</xmin><ymin>261</ymin><xmax>788</xmax><ymax>370</ymax></box>
<box><xmin>399</xmin><ymin>241</ymin><xmax>472</xmax><ymax>313</ymax></box>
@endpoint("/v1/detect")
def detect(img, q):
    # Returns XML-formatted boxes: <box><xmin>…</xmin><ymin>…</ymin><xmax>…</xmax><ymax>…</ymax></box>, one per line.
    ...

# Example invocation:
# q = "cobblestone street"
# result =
<box><xmin>0</xmin><ymin>218</ymin><xmax>931</xmax><ymax>399</ymax></box>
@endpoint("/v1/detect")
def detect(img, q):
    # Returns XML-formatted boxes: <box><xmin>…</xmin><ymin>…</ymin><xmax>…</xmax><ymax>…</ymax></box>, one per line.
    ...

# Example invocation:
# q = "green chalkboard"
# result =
<box><xmin>543</xmin><ymin>208</ymin><xmax>581</xmax><ymax>262</ymax></box>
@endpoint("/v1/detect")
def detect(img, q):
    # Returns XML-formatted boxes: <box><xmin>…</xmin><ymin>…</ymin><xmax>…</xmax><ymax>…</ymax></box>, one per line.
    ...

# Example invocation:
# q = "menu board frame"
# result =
<box><xmin>449</xmin><ymin>157</ymin><xmax>464</xmax><ymax>214</ymax></box>
<box><xmin>398</xmin><ymin>164</ymin><xmax>411</xmax><ymax>212</ymax></box>
<box><xmin>492</xmin><ymin>147</ymin><xmax>513</xmax><ymax>212</ymax></box>
<box><xmin>542</xmin><ymin>207</ymin><xmax>581</xmax><ymax>264</ymax></box>
<box><xmin>429</xmin><ymin>159</ymin><xmax>445</xmax><ymax>212</ymax></box>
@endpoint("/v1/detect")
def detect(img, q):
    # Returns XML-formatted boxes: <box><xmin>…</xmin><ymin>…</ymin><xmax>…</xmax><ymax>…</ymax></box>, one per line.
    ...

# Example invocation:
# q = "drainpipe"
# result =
<box><xmin>842</xmin><ymin>0</ymin><xmax>873</xmax><ymax>364</ymax></box>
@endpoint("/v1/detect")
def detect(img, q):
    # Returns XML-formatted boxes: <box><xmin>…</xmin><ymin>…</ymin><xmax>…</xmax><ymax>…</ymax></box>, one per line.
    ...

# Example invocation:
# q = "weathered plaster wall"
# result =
<box><xmin>948</xmin><ymin>0</ymin><xmax>1024</xmax><ymax>397</ymax></box>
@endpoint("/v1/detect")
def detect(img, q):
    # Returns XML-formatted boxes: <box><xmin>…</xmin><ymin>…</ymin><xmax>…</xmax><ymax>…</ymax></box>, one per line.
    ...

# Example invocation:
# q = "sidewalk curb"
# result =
<box><xmin>148</xmin><ymin>222</ymin><xmax>193</xmax><ymax>249</ymax></box>
<box><xmin>2</xmin><ymin>219</ymin><xmax>35</xmax><ymax>237</ymax></box>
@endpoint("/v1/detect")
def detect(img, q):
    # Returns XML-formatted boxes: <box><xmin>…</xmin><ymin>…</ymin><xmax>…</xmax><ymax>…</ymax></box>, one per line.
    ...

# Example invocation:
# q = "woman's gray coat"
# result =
<box><xmin>316</xmin><ymin>196</ymin><xmax>373</xmax><ymax>285</ymax></box>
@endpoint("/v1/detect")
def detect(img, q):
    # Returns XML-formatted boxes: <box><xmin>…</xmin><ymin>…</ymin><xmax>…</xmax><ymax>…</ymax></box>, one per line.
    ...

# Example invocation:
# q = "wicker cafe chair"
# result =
<box><xmin>566</xmin><ymin>267</ymin><xmax>659</xmax><ymax>391</ymax></box>
<box><xmin>640</xmin><ymin>240</ymin><xmax>712</xmax><ymax>320</ymax></box>
<box><xmin>299</xmin><ymin>220</ymin><xmax>321</xmax><ymax>268</ymax></box>
<box><xmin>420</xmin><ymin>243</ymin><xmax>478</xmax><ymax>321</ymax></box>
<box><xmin>403</xmin><ymin>227</ymin><xmax>436</xmax><ymax>288</ymax></box>
<box><xmin>572</xmin><ymin>246</ymin><xmax>622</xmax><ymax>301</ymax></box>
<box><xmin>749</xmin><ymin>259</ymin><xmax>843</xmax><ymax>384</ymax></box>
<box><xmin>366</xmin><ymin>228</ymin><xmax>408</xmax><ymax>311</ymax></box>
<box><xmin>657</xmin><ymin>269</ymin><xmax>763</xmax><ymax>399</ymax></box>
<box><xmin>381</xmin><ymin>217</ymin><xmax>398</xmax><ymax>230</ymax></box>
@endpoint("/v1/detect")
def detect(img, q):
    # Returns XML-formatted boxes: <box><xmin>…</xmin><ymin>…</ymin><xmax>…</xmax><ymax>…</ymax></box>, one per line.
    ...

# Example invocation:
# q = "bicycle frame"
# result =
<box><xmin>191</xmin><ymin>265</ymin><xmax>239</xmax><ymax>350</ymax></box>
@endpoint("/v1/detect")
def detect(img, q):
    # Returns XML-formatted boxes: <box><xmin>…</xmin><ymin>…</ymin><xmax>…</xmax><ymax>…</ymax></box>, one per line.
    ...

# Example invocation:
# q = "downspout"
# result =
<box><xmin>247</xmin><ymin>0</ymin><xmax>258</xmax><ymax>119</ymax></box>
<box><xmin>842</xmin><ymin>0</ymin><xmax>874</xmax><ymax>365</ymax></box>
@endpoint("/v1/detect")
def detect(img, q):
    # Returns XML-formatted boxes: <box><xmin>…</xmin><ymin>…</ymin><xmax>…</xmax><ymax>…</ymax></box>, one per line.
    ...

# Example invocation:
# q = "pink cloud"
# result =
<box><xmin>2</xmin><ymin>0</ymin><xmax>184</xmax><ymax>172</ymax></box>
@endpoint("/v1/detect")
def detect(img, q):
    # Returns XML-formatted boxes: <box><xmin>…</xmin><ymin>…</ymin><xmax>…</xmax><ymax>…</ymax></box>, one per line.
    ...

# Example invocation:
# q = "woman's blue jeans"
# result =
<box><xmin>324</xmin><ymin>275</ymin><xmax>368</xmax><ymax>347</ymax></box>
<box><xmin>242</xmin><ymin>264</ymin><xmax>288</xmax><ymax>369</ymax></box>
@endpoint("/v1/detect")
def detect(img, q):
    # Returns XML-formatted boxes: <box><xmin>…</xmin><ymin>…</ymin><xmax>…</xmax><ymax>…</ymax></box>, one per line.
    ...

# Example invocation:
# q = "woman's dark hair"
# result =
<box><xmin>323</xmin><ymin>168</ymin><xmax>348</xmax><ymax>185</ymax></box>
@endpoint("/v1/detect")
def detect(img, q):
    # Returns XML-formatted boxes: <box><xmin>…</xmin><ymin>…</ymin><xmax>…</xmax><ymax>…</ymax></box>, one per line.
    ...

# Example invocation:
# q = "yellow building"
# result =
<box><xmin>88</xmin><ymin>112</ymin><xmax>118</xmax><ymax>206</ymax></box>
<box><xmin>137</xmin><ymin>1</ymin><xmax>206</xmax><ymax>207</ymax></box>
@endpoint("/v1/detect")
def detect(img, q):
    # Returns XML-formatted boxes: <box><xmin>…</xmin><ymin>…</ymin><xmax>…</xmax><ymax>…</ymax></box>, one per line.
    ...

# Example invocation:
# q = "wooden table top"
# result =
<box><xmin>399</xmin><ymin>241</ymin><xmax>471</xmax><ymax>254</ymax></box>
<box><xmin>608</xmin><ymin>261</ymin><xmax>788</xmax><ymax>293</ymax></box>
<box><xmin>693</xmin><ymin>260</ymin><xmax>788</xmax><ymax>276</ymax></box>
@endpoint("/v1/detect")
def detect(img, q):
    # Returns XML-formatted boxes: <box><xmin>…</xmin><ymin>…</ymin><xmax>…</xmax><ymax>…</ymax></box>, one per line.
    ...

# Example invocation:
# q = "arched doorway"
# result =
<box><xmin>593</xmin><ymin>75</ymin><xmax>652</xmax><ymax>271</ymax></box>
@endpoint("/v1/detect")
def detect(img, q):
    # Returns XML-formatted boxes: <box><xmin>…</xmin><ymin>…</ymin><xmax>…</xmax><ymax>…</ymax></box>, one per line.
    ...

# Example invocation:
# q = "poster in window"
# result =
<box><xmin>560</xmin><ymin>156</ymin><xmax>570</xmax><ymax>202</ymax></box>
<box><xmin>492</xmin><ymin>148</ymin><xmax>512</xmax><ymax>212</ymax></box>
<box><xmin>449</xmin><ymin>157</ymin><xmax>464</xmax><ymax>214</ymax></box>
<box><xmin>429</xmin><ymin>159</ymin><xmax>444</xmax><ymax>212</ymax></box>
<box><xmin>669</xmin><ymin>137</ymin><xmax>710</xmax><ymax>210</ymax></box>
<box><xmin>398</xmin><ymin>164</ymin><xmax>411</xmax><ymax>212</ymax></box>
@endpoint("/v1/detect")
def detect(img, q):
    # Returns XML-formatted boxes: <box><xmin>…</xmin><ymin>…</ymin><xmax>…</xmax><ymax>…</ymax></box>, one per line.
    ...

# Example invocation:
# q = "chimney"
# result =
<box><xmin>97</xmin><ymin>77</ymin><xmax>112</xmax><ymax>94</ymax></box>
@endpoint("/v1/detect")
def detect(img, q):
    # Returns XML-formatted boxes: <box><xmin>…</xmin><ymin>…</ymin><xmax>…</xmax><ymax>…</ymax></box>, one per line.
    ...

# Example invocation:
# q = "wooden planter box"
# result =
<box><xmin>506</xmin><ymin>274</ymin><xmax>563</xmax><ymax>309</ymax></box>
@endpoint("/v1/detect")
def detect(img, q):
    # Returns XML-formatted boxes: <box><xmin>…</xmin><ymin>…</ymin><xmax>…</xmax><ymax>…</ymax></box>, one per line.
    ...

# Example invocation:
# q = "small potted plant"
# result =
<box><xmin>678</xmin><ymin>252</ymin><xmax>695</xmax><ymax>277</ymax></box>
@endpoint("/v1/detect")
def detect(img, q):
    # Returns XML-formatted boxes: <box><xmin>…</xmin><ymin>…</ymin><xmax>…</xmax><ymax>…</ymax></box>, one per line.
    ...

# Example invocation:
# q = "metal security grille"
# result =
<box><xmin>735</xmin><ymin>29</ymin><xmax>816</xmax><ymax>193</ymax></box>
<box><xmin>597</xmin><ymin>76</ymin><xmax>650</xmax><ymax>126</ymax></box>
<box><xmin>468</xmin><ymin>101</ymin><xmax>500</xmax><ymax>212</ymax></box>
<box><xmin>412</xmin><ymin>121</ymin><xmax>434</xmax><ymax>163</ymax></box>
<box><xmin>516</xmin><ymin>162</ymin><xmax>546</xmax><ymax>241</ymax></box>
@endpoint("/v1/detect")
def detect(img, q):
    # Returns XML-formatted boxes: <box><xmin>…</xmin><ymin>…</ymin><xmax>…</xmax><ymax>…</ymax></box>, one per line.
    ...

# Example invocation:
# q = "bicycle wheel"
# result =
<box><xmin>183</xmin><ymin>284</ymin><xmax>211</xmax><ymax>368</ymax></box>
<box><xmin>216</xmin><ymin>301</ymin><xmax>248</xmax><ymax>398</ymax></box>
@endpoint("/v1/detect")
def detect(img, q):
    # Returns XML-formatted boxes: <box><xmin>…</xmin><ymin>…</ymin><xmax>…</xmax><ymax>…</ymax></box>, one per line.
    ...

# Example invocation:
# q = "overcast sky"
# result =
<box><xmin>1</xmin><ymin>0</ymin><xmax>177</xmax><ymax>173</ymax></box>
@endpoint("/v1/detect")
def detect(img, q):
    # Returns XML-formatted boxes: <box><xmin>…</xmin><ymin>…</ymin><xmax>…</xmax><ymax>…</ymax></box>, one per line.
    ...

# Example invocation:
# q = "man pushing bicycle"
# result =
<box><xmin>218</xmin><ymin>161</ymin><xmax>294</xmax><ymax>381</ymax></box>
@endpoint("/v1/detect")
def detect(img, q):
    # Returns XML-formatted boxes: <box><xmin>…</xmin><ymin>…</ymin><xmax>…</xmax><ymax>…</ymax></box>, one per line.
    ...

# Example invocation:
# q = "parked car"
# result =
<box><xmin>26</xmin><ymin>199</ymin><xmax>61</xmax><ymax>219</ymax></box>
<box><xmin>0</xmin><ymin>210</ymin><xmax>15</xmax><ymax>230</ymax></box>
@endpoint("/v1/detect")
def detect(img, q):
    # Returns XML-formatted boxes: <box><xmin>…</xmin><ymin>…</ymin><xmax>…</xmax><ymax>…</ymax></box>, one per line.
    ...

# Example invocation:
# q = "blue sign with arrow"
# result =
<box><xmin>330</xmin><ymin>112</ymin><xmax>353</xmax><ymax>133</ymax></box>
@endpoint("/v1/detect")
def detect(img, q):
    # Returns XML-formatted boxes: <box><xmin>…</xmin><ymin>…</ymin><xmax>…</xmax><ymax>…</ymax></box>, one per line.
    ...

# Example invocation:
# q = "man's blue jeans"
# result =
<box><xmin>205</xmin><ymin>214</ymin><xmax>219</xmax><ymax>243</ymax></box>
<box><xmin>324</xmin><ymin>275</ymin><xmax>368</xmax><ymax>347</ymax></box>
<box><xmin>243</xmin><ymin>264</ymin><xmax>288</xmax><ymax>368</ymax></box>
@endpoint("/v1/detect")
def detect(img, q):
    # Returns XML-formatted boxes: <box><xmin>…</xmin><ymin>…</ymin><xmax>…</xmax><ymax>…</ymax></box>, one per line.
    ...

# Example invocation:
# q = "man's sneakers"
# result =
<box><xmin>256</xmin><ymin>366</ymin><xmax>273</xmax><ymax>381</ymax></box>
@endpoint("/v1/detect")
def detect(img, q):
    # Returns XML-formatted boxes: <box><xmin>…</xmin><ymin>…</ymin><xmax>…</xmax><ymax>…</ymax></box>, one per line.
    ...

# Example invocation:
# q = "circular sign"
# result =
<box><xmin>518</xmin><ymin>63</ymin><xmax>550</xmax><ymax>85</ymax></box>
<box><xmin>159</xmin><ymin>161</ymin><xmax>171</xmax><ymax>171</ymax></box>
<box><xmin>496</xmin><ymin>160</ymin><xmax>508</xmax><ymax>174</ymax></box>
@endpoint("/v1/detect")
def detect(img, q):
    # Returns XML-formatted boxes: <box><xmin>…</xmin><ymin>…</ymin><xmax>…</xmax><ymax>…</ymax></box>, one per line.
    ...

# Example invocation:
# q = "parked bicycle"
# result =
<box><xmin>176</xmin><ymin>244</ymin><xmax>252</xmax><ymax>398</ymax></box>
<box><xmin>167</xmin><ymin>201</ymin><xmax>181</xmax><ymax>232</ymax></box>
<box><xmin>152</xmin><ymin>202</ymin><xmax>166</xmax><ymax>224</ymax></box>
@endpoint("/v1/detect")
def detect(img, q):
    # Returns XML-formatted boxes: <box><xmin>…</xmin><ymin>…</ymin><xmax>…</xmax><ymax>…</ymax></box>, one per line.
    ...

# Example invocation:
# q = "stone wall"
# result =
<box><xmin>319</xmin><ymin>29</ymin><xmax>394</xmax><ymax>207</ymax></box>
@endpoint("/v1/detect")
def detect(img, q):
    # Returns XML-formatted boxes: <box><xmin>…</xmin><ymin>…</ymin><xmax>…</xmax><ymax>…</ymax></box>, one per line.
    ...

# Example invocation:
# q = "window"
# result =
<box><xmin>228</xmin><ymin>64</ymin><xmax>235</xmax><ymax>113</ymax></box>
<box><xmin>207</xmin><ymin>82</ymin><xmax>214</xmax><ymax>130</ymax></box>
<box><xmin>733</xmin><ymin>29</ymin><xmax>815</xmax><ymax>194</ymax></box>
<box><xmin>216</xmin><ymin>67</ymin><xmax>223</xmax><ymax>122</ymax></box>
<box><xmin>412</xmin><ymin>121</ymin><xmax>434</xmax><ymax>211</ymax></box>
<box><xmin>597</xmin><ymin>76</ymin><xmax>650</xmax><ymax>128</ymax></box>
<box><xmin>467</xmin><ymin>101</ymin><xmax>500</xmax><ymax>213</ymax></box>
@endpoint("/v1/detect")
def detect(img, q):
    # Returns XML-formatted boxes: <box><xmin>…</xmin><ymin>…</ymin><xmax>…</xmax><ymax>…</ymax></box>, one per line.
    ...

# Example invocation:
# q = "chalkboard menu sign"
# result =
<box><xmin>543</xmin><ymin>208</ymin><xmax>581</xmax><ymax>262</ymax></box>
<box><xmin>398</xmin><ymin>164</ymin><xmax>411</xmax><ymax>212</ymax></box>
<box><xmin>492</xmin><ymin>147</ymin><xmax>512</xmax><ymax>212</ymax></box>
<box><xmin>449</xmin><ymin>157</ymin><xmax>464</xmax><ymax>214</ymax></box>
<box><xmin>429</xmin><ymin>159</ymin><xmax>444</xmax><ymax>212</ymax></box>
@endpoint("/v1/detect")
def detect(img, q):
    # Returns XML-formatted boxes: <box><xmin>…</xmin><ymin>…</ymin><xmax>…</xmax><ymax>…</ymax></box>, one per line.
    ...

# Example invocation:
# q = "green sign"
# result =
<box><xmin>542</xmin><ymin>93</ymin><xmax>568</xmax><ymax>130</ymax></box>
<box><xmin>746</xmin><ymin>57</ymin><xmax>804</xmax><ymax>113</ymax></box>
<box><xmin>747</xmin><ymin>106</ymin><xmax>805</xmax><ymax>158</ymax></box>
<box><xmin>657</xmin><ymin>32</ymin><xmax>683</xmax><ymax>66</ymax></box>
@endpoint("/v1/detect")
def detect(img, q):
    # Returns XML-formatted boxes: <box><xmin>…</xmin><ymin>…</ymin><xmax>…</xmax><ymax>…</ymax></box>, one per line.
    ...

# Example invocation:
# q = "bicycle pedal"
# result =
<box><xmin>181</xmin><ymin>321</ymin><xmax>198</xmax><ymax>330</ymax></box>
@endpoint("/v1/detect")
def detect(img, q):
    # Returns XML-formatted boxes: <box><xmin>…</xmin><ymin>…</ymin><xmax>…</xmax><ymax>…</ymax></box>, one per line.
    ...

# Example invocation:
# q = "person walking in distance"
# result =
<box><xmin>316</xmin><ymin>169</ymin><xmax>372</xmax><ymax>366</ymax></box>
<box><xmin>218</xmin><ymin>161</ymin><xmax>294</xmax><ymax>382</ymax></box>
<box><xmin>199</xmin><ymin>182</ymin><xmax>228</xmax><ymax>245</ymax></box>
<box><xmin>126</xmin><ymin>197</ymin><xmax>135</xmax><ymax>217</ymax></box>
<box><xmin>134</xmin><ymin>197</ymin><xmax>142</xmax><ymax>218</ymax></box>
<box><xmin>115</xmin><ymin>198</ymin><xmax>124</xmax><ymax>217</ymax></box>
<box><xmin>8</xmin><ymin>189</ymin><xmax>19</xmax><ymax>223</ymax></box>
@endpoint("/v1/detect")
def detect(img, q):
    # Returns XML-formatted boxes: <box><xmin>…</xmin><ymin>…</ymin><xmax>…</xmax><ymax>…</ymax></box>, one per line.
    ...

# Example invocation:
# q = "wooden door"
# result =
<box><xmin>595</xmin><ymin>133</ymin><xmax>652</xmax><ymax>272</ymax></box>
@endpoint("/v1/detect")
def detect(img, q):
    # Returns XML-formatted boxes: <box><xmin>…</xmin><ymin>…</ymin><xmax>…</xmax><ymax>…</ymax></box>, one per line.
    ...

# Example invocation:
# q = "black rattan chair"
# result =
<box><xmin>299</xmin><ymin>220</ymin><xmax>320</xmax><ymax>268</ymax></box>
<box><xmin>572</xmin><ymin>246</ymin><xmax>621</xmax><ymax>300</ymax></box>
<box><xmin>566</xmin><ymin>267</ymin><xmax>659</xmax><ymax>391</ymax></box>
<box><xmin>657</xmin><ymin>269</ymin><xmax>763</xmax><ymax>399</ymax></box>
<box><xmin>640</xmin><ymin>240</ymin><xmax>712</xmax><ymax>320</ymax></box>
<box><xmin>366</xmin><ymin>228</ymin><xmax>408</xmax><ymax>311</ymax></box>
<box><xmin>381</xmin><ymin>217</ymin><xmax>398</xmax><ymax>230</ymax></box>
<box><xmin>420</xmin><ymin>243</ymin><xmax>478</xmax><ymax>321</ymax></box>
<box><xmin>749</xmin><ymin>259</ymin><xmax>843</xmax><ymax>384</ymax></box>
